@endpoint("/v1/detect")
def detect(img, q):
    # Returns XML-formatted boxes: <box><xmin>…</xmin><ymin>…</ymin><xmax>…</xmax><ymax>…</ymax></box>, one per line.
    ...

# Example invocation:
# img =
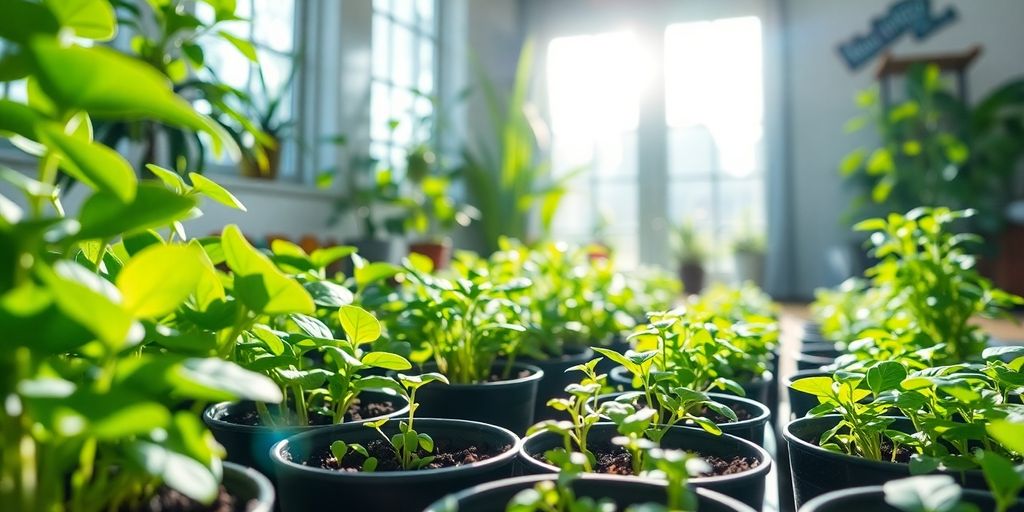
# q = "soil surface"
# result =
<box><xmin>552</xmin><ymin>442</ymin><xmax>760</xmax><ymax>477</ymax></box>
<box><xmin>124</xmin><ymin>486</ymin><xmax>257</xmax><ymax>512</ymax></box>
<box><xmin>303</xmin><ymin>438</ymin><xmax>511</xmax><ymax>472</ymax></box>
<box><xmin>221</xmin><ymin>399</ymin><xmax>396</xmax><ymax>426</ymax></box>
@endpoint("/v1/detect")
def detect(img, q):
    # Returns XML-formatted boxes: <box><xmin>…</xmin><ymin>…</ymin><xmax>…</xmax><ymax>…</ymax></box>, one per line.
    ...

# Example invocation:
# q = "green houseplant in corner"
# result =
<box><xmin>270</xmin><ymin>370</ymin><xmax>522</xmax><ymax>511</ymax></box>
<box><xmin>672</xmin><ymin>219</ymin><xmax>709</xmax><ymax>295</ymax></box>
<box><xmin>0</xmin><ymin>2</ymin><xmax>284</xmax><ymax>509</ymax></box>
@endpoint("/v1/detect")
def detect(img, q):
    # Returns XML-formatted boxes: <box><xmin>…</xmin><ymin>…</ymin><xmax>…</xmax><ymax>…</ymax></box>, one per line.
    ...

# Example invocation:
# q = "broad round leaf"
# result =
<box><xmin>338</xmin><ymin>305</ymin><xmax>381</xmax><ymax>345</ymax></box>
<box><xmin>361</xmin><ymin>352</ymin><xmax>412</xmax><ymax>370</ymax></box>
<box><xmin>117</xmin><ymin>244</ymin><xmax>205</xmax><ymax>318</ymax></box>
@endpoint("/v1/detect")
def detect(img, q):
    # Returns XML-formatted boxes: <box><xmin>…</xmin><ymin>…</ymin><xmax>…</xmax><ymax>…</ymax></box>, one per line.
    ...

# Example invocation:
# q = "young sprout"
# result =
<box><xmin>329</xmin><ymin>372</ymin><xmax>448</xmax><ymax>471</ymax></box>
<box><xmin>526</xmin><ymin>358</ymin><xmax>607</xmax><ymax>469</ymax></box>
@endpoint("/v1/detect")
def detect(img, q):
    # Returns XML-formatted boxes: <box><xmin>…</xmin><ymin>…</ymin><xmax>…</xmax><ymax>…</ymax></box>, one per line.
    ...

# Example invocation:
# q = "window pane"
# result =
<box><xmin>668</xmin><ymin>126</ymin><xmax>714</xmax><ymax>177</ymax></box>
<box><xmin>370</xmin><ymin>81</ymin><xmax>392</xmax><ymax>141</ymax></box>
<box><xmin>252</xmin><ymin>0</ymin><xmax>294</xmax><ymax>52</ymax></box>
<box><xmin>390</xmin><ymin>86</ymin><xmax>414</xmax><ymax>146</ymax></box>
<box><xmin>416</xmin><ymin>0</ymin><xmax>435</xmax><ymax>31</ymax></box>
<box><xmin>418</xmin><ymin>37</ymin><xmax>434</xmax><ymax>94</ymax></box>
<box><xmin>593</xmin><ymin>131</ymin><xmax>636</xmax><ymax>178</ymax></box>
<box><xmin>716</xmin><ymin>179</ymin><xmax>765</xmax><ymax>240</ymax></box>
<box><xmin>372</xmin><ymin>14</ymin><xmax>390</xmax><ymax>79</ymax></box>
<box><xmin>391</xmin><ymin>23</ymin><xmax>415</xmax><ymax>88</ymax></box>
<box><xmin>392</xmin><ymin>0</ymin><xmax>416</xmax><ymax>26</ymax></box>
<box><xmin>667</xmin><ymin>180</ymin><xmax>713</xmax><ymax>227</ymax></box>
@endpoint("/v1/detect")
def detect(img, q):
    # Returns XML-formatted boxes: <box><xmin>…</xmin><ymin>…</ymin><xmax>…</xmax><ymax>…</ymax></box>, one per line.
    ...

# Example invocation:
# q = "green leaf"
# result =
<box><xmin>37</xmin><ymin>261</ymin><xmax>141</xmax><ymax>349</ymax></box>
<box><xmin>126</xmin><ymin>440</ymin><xmax>219</xmax><ymax>505</ymax></box>
<box><xmin>355</xmin><ymin>262</ymin><xmax>401</xmax><ymax>288</ymax></box>
<box><xmin>146</xmin><ymin>164</ymin><xmax>187</xmax><ymax>193</ymax></box>
<box><xmin>0</xmin><ymin>1</ymin><xmax>59</xmax><ymax>44</ymax></box>
<box><xmin>987</xmin><ymin>420</ymin><xmax>1024</xmax><ymax>455</ymax></box>
<box><xmin>790</xmin><ymin>376</ymin><xmax>834</xmax><ymax>398</ymax></box>
<box><xmin>28</xmin><ymin>39</ymin><xmax>236</xmax><ymax>158</ymax></box>
<box><xmin>978</xmin><ymin>451</ymin><xmax>1024</xmax><ymax>510</ymax></box>
<box><xmin>311</xmin><ymin>246</ymin><xmax>356</xmax><ymax>269</ymax></box>
<box><xmin>39</xmin><ymin>123</ymin><xmax>136</xmax><ymax>202</ymax></box>
<box><xmin>0</xmin><ymin>100</ymin><xmax>41</xmax><ymax>140</ymax></box>
<box><xmin>218</xmin><ymin>31</ymin><xmax>258</xmax><ymax>62</ymax></box>
<box><xmin>289</xmin><ymin>313</ymin><xmax>333</xmax><ymax>340</ymax></box>
<box><xmin>173</xmin><ymin>358</ymin><xmax>283</xmax><ymax>403</ymax></box>
<box><xmin>251</xmin><ymin>325</ymin><xmax>285</xmax><ymax>356</ymax></box>
<box><xmin>303</xmin><ymin>281</ymin><xmax>354</xmax><ymax>308</ymax></box>
<box><xmin>44</xmin><ymin>0</ymin><xmax>116</xmax><ymax>40</ymax></box>
<box><xmin>221</xmin><ymin>225</ymin><xmax>314</xmax><ymax>315</ymax></box>
<box><xmin>338</xmin><ymin>305</ymin><xmax>381</xmax><ymax>345</ymax></box>
<box><xmin>116</xmin><ymin>244</ymin><xmax>205</xmax><ymax>318</ymax></box>
<box><xmin>76</xmin><ymin>183</ymin><xmax>197</xmax><ymax>240</ymax></box>
<box><xmin>188</xmin><ymin>172</ymin><xmax>246</xmax><ymax>211</ymax></box>
<box><xmin>330</xmin><ymin>440</ymin><xmax>348</xmax><ymax>460</ymax></box>
<box><xmin>866</xmin><ymin>361</ymin><xmax>907</xmax><ymax>395</ymax></box>
<box><xmin>361</xmin><ymin>352</ymin><xmax>412</xmax><ymax>371</ymax></box>
<box><xmin>883</xmin><ymin>475</ymin><xmax>962</xmax><ymax>512</ymax></box>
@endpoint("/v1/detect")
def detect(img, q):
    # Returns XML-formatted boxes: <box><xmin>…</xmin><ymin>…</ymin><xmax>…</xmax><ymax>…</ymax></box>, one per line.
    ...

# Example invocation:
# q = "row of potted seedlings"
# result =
<box><xmin>784</xmin><ymin>208</ymin><xmax>1024</xmax><ymax>510</ymax></box>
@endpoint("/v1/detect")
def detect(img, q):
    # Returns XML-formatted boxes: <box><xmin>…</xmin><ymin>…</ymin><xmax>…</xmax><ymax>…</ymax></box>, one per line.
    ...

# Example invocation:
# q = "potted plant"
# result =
<box><xmin>383</xmin><ymin>257</ymin><xmax>543</xmax><ymax>433</ymax></box>
<box><xmin>327</xmin><ymin>148</ymin><xmax>402</xmax><ymax>263</ymax></box>
<box><xmin>224</xmin><ymin>60</ymin><xmax>298</xmax><ymax>180</ymax></box>
<box><xmin>0</xmin><ymin>6</ymin><xmax>285</xmax><ymax>508</ymax></box>
<box><xmin>801</xmin><ymin>475</ymin><xmax>1024</xmax><ymax>512</ymax></box>
<box><xmin>398</xmin><ymin>143</ymin><xmax>478</xmax><ymax>270</ymax></box>
<box><xmin>91</xmin><ymin>0</ymin><xmax>259</xmax><ymax>174</ymax></box>
<box><xmin>672</xmin><ymin>218</ymin><xmax>709</xmax><ymax>295</ymax></box>
<box><xmin>518</xmin><ymin>360</ymin><xmax>771</xmax><ymax>508</ymax></box>
<box><xmin>784</xmin><ymin>354</ymin><xmax>1024</xmax><ymax>507</ymax></box>
<box><xmin>731</xmin><ymin>220</ymin><xmax>765</xmax><ymax>287</ymax></box>
<box><xmin>201</xmin><ymin>270</ymin><xmax>411</xmax><ymax>476</ymax></box>
<box><xmin>269</xmin><ymin>372</ymin><xmax>521</xmax><ymax>511</ymax></box>
<box><xmin>425</xmin><ymin>463</ymin><xmax>756</xmax><ymax>511</ymax></box>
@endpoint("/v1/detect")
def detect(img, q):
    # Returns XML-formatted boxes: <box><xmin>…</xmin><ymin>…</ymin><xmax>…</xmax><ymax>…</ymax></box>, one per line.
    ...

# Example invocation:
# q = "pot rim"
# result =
<box><xmin>405</xmin><ymin>362</ymin><xmax>544</xmax><ymax>389</ymax></box>
<box><xmin>519</xmin><ymin>422</ymin><xmax>772</xmax><ymax>485</ymax></box>
<box><xmin>223</xmin><ymin>461</ymin><xmax>275</xmax><ymax>511</ymax></box>
<box><xmin>591</xmin><ymin>391</ymin><xmax>770</xmax><ymax>429</ymax></box>
<box><xmin>784</xmin><ymin>415</ymin><xmax>983</xmax><ymax>475</ymax></box>
<box><xmin>423</xmin><ymin>473</ymin><xmax>756</xmax><ymax>512</ymax></box>
<box><xmin>270</xmin><ymin>417</ymin><xmax>521</xmax><ymax>480</ymax></box>
<box><xmin>799</xmin><ymin>484</ymin><xmax>1012</xmax><ymax>511</ymax></box>
<box><xmin>202</xmin><ymin>389</ymin><xmax>409</xmax><ymax>434</ymax></box>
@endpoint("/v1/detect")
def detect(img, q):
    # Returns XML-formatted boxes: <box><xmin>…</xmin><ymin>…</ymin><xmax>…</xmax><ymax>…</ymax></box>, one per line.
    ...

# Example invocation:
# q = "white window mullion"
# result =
<box><xmin>636</xmin><ymin>19</ymin><xmax>669</xmax><ymax>267</ymax></box>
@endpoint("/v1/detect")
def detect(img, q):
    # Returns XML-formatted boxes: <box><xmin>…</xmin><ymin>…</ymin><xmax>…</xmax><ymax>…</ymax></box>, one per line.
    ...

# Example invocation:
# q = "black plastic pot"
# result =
<box><xmin>598</xmin><ymin>388</ymin><xmax>770</xmax><ymax>447</ymax></box>
<box><xmin>522</xmin><ymin>346</ymin><xmax>595</xmax><ymax>421</ymax></box>
<box><xmin>222</xmin><ymin>461</ymin><xmax>276</xmax><ymax>512</ymax></box>
<box><xmin>413</xmin><ymin>362</ymin><xmax>543</xmax><ymax>435</ymax></box>
<box><xmin>204</xmin><ymin>390</ymin><xmax>408</xmax><ymax>476</ymax></box>
<box><xmin>424</xmin><ymin>474</ymin><xmax>756</xmax><ymax>512</ymax></box>
<box><xmin>784</xmin><ymin>369</ymin><xmax>833</xmax><ymax>419</ymax></box>
<box><xmin>270</xmin><ymin>418</ymin><xmax>520</xmax><ymax>512</ymax></box>
<box><xmin>519</xmin><ymin>423</ymin><xmax>771</xmax><ymax>509</ymax></box>
<box><xmin>801</xmin><ymin>321</ymin><xmax>825</xmax><ymax>343</ymax></box>
<box><xmin>795</xmin><ymin>343</ymin><xmax>840</xmax><ymax>371</ymax></box>
<box><xmin>785</xmin><ymin>415</ymin><xmax>988</xmax><ymax>507</ymax></box>
<box><xmin>800</xmin><ymin>485</ymin><xmax>1024</xmax><ymax>512</ymax></box>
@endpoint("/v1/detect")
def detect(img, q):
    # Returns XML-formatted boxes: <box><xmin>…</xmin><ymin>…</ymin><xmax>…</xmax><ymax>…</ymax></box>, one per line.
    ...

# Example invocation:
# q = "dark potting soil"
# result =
<box><xmin>124</xmin><ymin>486</ymin><xmax>257</xmax><ymax>512</ymax></box>
<box><xmin>548</xmin><ymin>442</ymin><xmax>760</xmax><ymax>477</ymax></box>
<box><xmin>221</xmin><ymin>399</ymin><xmax>396</xmax><ymax>426</ymax></box>
<box><xmin>303</xmin><ymin>438</ymin><xmax>511</xmax><ymax>472</ymax></box>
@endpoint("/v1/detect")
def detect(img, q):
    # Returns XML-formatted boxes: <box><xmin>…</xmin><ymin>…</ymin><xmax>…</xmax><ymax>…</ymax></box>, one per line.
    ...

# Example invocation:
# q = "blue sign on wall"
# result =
<box><xmin>838</xmin><ymin>0</ymin><xmax>958</xmax><ymax>70</ymax></box>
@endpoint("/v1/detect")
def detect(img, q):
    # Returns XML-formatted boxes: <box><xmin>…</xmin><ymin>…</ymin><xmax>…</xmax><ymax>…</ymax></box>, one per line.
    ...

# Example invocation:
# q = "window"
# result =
<box><xmin>546</xmin><ymin>15</ymin><xmax>767</xmax><ymax>277</ymax></box>
<box><xmin>199</xmin><ymin>0</ymin><xmax>300</xmax><ymax>180</ymax></box>
<box><xmin>370</xmin><ymin>0</ymin><xmax>438</xmax><ymax>175</ymax></box>
<box><xmin>665</xmin><ymin>17</ymin><xmax>766</xmax><ymax>277</ymax></box>
<box><xmin>547</xmin><ymin>31</ymin><xmax>650</xmax><ymax>268</ymax></box>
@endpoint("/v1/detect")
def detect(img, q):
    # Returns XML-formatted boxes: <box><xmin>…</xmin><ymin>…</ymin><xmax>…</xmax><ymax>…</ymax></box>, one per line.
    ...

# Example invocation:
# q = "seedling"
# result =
<box><xmin>883</xmin><ymin>475</ymin><xmax>981</xmax><ymax>512</ymax></box>
<box><xmin>330</xmin><ymin>372</ymin><xmax>448</xmax><ymax>471</ymax></box>
<box><xmin>526</xmin><ymin>358</ymin><xmax>607</xmax><ymax>469</ymax></box>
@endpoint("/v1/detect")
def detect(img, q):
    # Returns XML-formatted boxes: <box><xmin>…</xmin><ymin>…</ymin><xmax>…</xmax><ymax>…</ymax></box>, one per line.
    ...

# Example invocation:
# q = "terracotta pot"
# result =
<box><xmin>242</xmin><ymin>141</ymin><xmax>282</xmax><ymax>180</ymax></box>
<box><xmin>408</xmin><ymin>239</ymin><xmax>452</xmax><ymax>270</ymax></box>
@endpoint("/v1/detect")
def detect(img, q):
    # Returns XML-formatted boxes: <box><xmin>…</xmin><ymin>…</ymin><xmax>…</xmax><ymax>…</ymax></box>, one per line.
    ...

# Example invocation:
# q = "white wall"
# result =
<box><xmin>782</xmin><ymin>0</ymin><xmax>1024</xmax><ymax>297</ymax></box>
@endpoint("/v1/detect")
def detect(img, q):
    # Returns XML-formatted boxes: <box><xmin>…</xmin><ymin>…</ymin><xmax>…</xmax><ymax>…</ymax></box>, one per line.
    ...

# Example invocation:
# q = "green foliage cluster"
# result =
<box><xmin>812</xmin><ymin>208</ymin><xmax>1022</xmax><ymax>366</ymax></box>
<box><xmin>841</xmin><ymin>64</ymin><xmax>1024</xmax><ymax>237</ymax></box>
<box><xmin>792</xmin><ymin>347</ymin><xmax>1024</xmax><ymax>512</ymax></box>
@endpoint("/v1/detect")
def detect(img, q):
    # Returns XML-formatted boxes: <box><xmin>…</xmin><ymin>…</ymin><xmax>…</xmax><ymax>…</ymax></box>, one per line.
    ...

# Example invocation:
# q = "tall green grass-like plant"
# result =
<box><xmin>462</xmin><ymin>40</ymin><xmax>579</xmax><ymax>253</ymax></box>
